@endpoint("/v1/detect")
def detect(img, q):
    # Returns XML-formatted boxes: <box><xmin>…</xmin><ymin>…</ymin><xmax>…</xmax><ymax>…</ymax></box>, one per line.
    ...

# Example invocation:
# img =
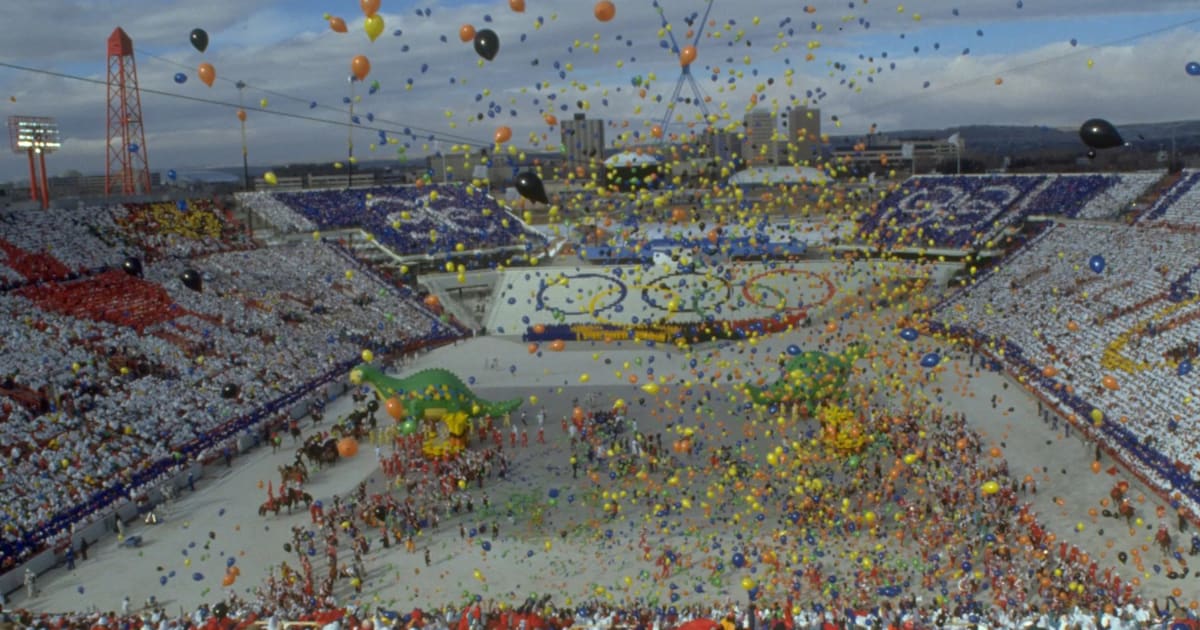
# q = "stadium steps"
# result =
<box><xmin>16</xmin><ymin>270</ymin><xmax>184</xmax><ymax>333</ymax></box>
<box><xmin>0</xmin><ymin>238</ymin><xmax>73</xmax><ymax>283</ymax></box>
<box><xmin>1128</xmin><ymin>171</ymin><xmax>1184</xmax><ymax>221</ymax></box>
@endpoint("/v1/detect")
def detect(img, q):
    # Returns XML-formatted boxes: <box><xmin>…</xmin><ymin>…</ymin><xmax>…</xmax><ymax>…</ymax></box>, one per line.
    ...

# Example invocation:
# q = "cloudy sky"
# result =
<box><xmin>1</xmin><ymin>0</ymin><xmax>1199</xmax><ymax>182</ymax></box>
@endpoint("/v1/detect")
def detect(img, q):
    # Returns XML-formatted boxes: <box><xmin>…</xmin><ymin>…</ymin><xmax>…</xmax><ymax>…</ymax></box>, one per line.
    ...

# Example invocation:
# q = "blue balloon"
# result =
<box><xmin>129</xmin><ymin>143</ymin><xmax>139</xmax><ymax>153</ymax></box>
<box><xmin>226</xmin><ymin>557</ymin><xmax>236</xmax><ymax>568</ymax></box>
<box><xmin>1179</xmin><ymin>360</ymin><xmax>1192</xmax><ymax>377</ymax></box>
<box><xmin>786</xmin><ymin>344</ymin><xmax>801</xmax><ymax>355</ymax></box>
<box><xmin>548</xmin><ymin>488</ymin><xmax>560</xmax><ymax>498</ymax></box>
<box><xmin>1189</xmin><ymin>61</ymin><xmax>1200</xmax><ymax>77</ymax></box>
<box><xmin>192</xmin><ymin>572</ymin><xmax>204</xmax><ymax>581</ymax></box>
<box><xmin>167</xmin><ymin>169</ymin><xmax>177</xmax><ymax>181</ymax></box>
<box><xmin>920</xmin><ymin>352</ymin><xmax>940</xmax><ymax>368</ymax></box>
<box><xmin>899</xmin><ymin>327</ymin><xmax>918</xmax><ymax>342</ymax></box>
<box><xmin>173</xmin><ymin>73</ymin><xmax>187</xmax><ymax>84</ymax></box>
<box><xmin>1088</xmin><ymin>254</ymin><xmax>1106</xmax><ymax>274</ymax></box>
<box><xmin>731</xmin><ymin>552</ymin><xmax>746</xmax><ymax>568</ymax></box>
<box><xmin>482</xmin><ymin>540</ymin><xmax>491</xmax><ymax>551</ymax></box>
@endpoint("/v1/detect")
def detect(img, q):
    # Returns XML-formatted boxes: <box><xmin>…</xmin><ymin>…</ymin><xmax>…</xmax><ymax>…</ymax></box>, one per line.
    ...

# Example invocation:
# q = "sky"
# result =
<box><xmin>1</xmin><ymin>0</ymin><xmax>1199</xmax><ymax>182</ymax></box>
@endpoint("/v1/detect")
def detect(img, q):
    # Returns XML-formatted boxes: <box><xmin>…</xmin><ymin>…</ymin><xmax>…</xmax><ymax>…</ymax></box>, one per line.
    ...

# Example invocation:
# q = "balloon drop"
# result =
<box><xmin>515</xmin><ymin>171</ymin><xmax>548</xmax><ymax>204</ymax></box>
<box><xmin>189</xmin><ymin>28</ymin><xmax>209</xmax><ymax>53</ymax></box>
<box><xmin>474</xmin><ymin>29</ymin><xmax>500</xmax><ymax>61</ymax></box>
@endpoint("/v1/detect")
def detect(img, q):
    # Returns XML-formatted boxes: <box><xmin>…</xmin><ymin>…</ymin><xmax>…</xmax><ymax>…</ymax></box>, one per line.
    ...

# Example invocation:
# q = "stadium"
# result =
<box><xmin>3</xmin><ymin>1</ymin><xmax>1200</xmax><ymax>629</ymax></box>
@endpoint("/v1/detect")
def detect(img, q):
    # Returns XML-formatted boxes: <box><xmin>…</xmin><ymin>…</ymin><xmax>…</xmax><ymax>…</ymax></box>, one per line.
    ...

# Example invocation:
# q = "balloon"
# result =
<box><xmin>515</xmin><ymin>171</ymin><xmax>548</xmax><ymax>203</ymax></box>
<box><xmin>263</xmin><ymin>171</ymin><xmax>278</xmax><ymax>186</ymax></box>
<box><xmin>221</xmin><ymin>383</ymin><xmax>240</xmax><ymax>399</ymax></box>
<box><xmin>899</xmin><ymin>327</ymin><xmax>918</xmax><ymax>341</ymax></box>
<box><xmin>361</xmin><ymin>349</ymin><xmax>375</xmax><ymax>363</ymax></box>
<box><xmin>352</xmin><ymin>55</ymin><xmax>371</xmax><ymax>81</ymax></box>
<box><xmin>385</xmin><ymin>397</ymin><xmax>404</xmax><ymax>420</ymax></box>
<box><xmin>197</xmin><ymin>63</ymin><xmax>216</xmax><ymax>87</ymax></box>
<box><xmin>337</xmin><ymin>437</ymin><xmax>359</xmax><ymax>457</ymax></box>
<box><xmin>236</xmin><ymin>109</ymin><xmax>246</xmax><ymax>122</ymax></box>
<box><xmin>510</xmin><ymin>0</ymin><xmax>525</xmax><ymax>12</ymax></box>
<box><xmin>679</xmin><ymin>45</ymin><xmax>697</xmax><ymax>67</ymax></box>
<box><xmin>365</xmin><ymin>15</ymin><xmax>385</xmax><ymax>42</ymax></box>
<box><xmin>459</xmin><ymin>24</ymin><xmax>476</xmax><ymax>43</ymax></box>
<box><xmin>173</xmin><ymin>72</ymin><xmax>187</xmax><ymax>84</ymax></box>
<box><xmin>1101</xmin><ymin>375</ymin><xmax>1118</xmax><ymax>391</ymax></box>
<box><xmin>1088</xmin><ymin>254</ymin><xmax>1105</xmax><ymax>274</ymax></box>
<box><xmin>919</xmin><ymin>352</ymin><xmax>940</xmax><ymax>368</ymax></box>
<box><xmin>494</xmin><ymin>126</ymin><xmax>512</xmax><ymax>144</ymax></box>
<box><xmin>1179</xmin><ymin>360</ymin><xmax>1192</xmax><ymax>377</ymax></box>
<box><xmin>594</xmin><ymin>0</ymin><xmax>616</xmax><ymax>22</ymax></box>
<box><xmin>474</xmin><ymin>29</ymin><xmax>500</xmax><ymax>61</ymax></box>
<box><xmin>731</xmin><ymin>552</ymin><xmax>746</xmax><ymax>568</ymax></box>
<box><xmin>361</xmin><ymin>0</ymin><xmax>381</xmax><ymax>17</ymax></box>
<box><xmin>1187</xmin><ymin>61</ymin><xmax>1200</xmax><ymax>77</ymax></box>
<box><xmin>167</xmin><ymin>169</ymin><xmax>177</xmax><ymax>181</ymax></box>
<box><xmin>981</xmin><ymin>481</ymin><xmax>1000</xmax><ymax>495</ymax></box>
<box><xmin>1079</xmin><ymin>118</ymin><xmax>1123</xmax><ymax>150</ymax></box>
<box><xmin>122</xmin><ymin>257</ymin><xmax>143</xmax><ymax>277</ymax></box>
<box><xmin>189</xmin><ymin>29</ymin><xmax>209</xmax><ymax>53</ymax></box>
<box><xmin>329</xmin><ymin>16</ymin><xmax>348</xmax><ymax>33</ymax></box>
<box><xmin>180</xmin><ymin>269</ymin><xmax>203</xmax><ymax>292</ymax></box>
<box><xmin>192</xmin><ymin>572</ymin><xmax>204</xmax><ymax>582</ymax></box>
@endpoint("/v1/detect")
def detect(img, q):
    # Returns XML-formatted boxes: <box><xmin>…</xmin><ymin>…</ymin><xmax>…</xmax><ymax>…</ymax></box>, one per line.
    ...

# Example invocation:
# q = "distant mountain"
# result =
<box><xmin>833</xmin><ymin>120</ymin><xmax>1200</xmax><ymax>156</ymax></box>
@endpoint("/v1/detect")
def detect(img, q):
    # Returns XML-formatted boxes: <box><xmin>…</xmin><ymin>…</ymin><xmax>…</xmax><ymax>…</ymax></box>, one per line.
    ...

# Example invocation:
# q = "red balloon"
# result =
<box><xmin>337</xmin><ymin>437</ymin><xmax>359</xmax><ymax>458</ymax></box>
<box><xmin>594</xmin><ymin>0</ymin><xmax>616</xmax><ymax>22</ymax></box>
<box><xmin>459</xmin><ymin>24</ymin><xmax>476</xmax><ymax>43</ymax></box>
<box><xmin>351</xmin><ymin>55</ymin><xmax>371</xmax><ymax>81</ymax></box>
<box><xmin>197</xmin><ymin>63</ymin><xmax>216</xmax><ymax>87</ymax></box>
<box><xmin>679</xmin><ymin>45</ymin><xmax>697</xmax><ymax>67</ymax></box>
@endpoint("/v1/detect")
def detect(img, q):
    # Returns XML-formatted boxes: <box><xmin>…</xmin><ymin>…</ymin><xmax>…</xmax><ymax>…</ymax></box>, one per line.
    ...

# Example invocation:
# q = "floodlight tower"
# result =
<box><xmin>8</xmin><ymin>116</ymin><xmax>61</xmax><ymax>209</ymax></box>
<box><xmin>653</xmin><ymin>0</ymin><xmax>715</xmax><ymax>144</ymax></box>
<box><xmin>105</xmin><ymin>27</ymin><xmax>152</xmax><ymax>195</ymax></box>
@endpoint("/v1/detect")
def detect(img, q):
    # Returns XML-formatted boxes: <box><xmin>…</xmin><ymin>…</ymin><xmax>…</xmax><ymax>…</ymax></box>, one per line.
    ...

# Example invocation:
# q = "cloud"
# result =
<box><xmin>1</xmin><ymin>0</ymin><xmax>1198</xmax><ymax>181</ymax></box>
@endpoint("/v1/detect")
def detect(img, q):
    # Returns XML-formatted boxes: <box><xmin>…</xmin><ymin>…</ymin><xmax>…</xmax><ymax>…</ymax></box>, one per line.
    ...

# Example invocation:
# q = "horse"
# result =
<box><xmin>259</xmin><ymin>498</ymin><xmax>280</xmax><ymax>518</ymax></box>
<box><xmin>279</xmin><ymin>463</ymin><xmax>308</xmax><ymax>486</ymax></box>
<box><xmin>1118</xmin><ymin>499</ymin><xmax>1135</xmax><ymax>525</ymax></box>
<box><xmin>1156</xmin><ymin>526</ymin><xmax>1172</xmax><ymax>554</ymax></box>
<box><xmin>301</xmin><ymin>438</ymin><xmax>340</xmax><ymax>469</ymax></box>
<box><xmin>277</xmin><ymin>488</ymin><xmax>313</xmax><ymax>514</ymax></box>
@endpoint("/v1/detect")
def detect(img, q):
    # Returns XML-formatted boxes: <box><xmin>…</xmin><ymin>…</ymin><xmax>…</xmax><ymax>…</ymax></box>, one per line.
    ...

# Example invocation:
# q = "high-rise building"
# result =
<box><xmin>742</xmin><ymin>109</ymin><xmax>779</xmax><ymax>166</ymax></box>
<box><xmin>705</xmin><ymin>130</ymin><xmax>743</xmax><ymax>165</ymax></box>
<box><xmin>785</xmin><ymin>106</ymin><xmax>822</xmax><ymax>165</ymax></box>
<box><xmin>560</xmin><ymin>113</ymin><xmax>606</xmax><ymax>173</ymax></box>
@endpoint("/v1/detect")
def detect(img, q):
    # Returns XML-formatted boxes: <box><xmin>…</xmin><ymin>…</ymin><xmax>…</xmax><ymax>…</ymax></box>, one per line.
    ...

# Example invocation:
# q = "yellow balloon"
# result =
<box><xmin>263</xmin><ymin>171</ymin><xmax>278</xmax><ymax>185</ymax></box>
<box><xmin>640</xmin><ymin>383</ymin><xmax>660</xmax><ymax>395</ymax></box>
<box><xmin>364</xmin><ymin>15</ymin><xmax>385</xmax><ymax>42</ymax></box>
<box><xmin>361</xmin><ymin>349</ymin><xmax>374</xmax><ymax>363</ymax></box>
<box><xmin>981</xmin><ymin>480</ymin><xmax>1000</xmax><ymax>495</ymax></box>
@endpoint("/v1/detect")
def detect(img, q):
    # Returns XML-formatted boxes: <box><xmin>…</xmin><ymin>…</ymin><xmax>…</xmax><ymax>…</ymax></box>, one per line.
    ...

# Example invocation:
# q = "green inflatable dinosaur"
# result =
<box><xmin>743</xmin><ymin>343</ymin><xmax>866</xmax><ymax>413</ymax></box>
<box><xmin>348</xmin><ymin>363</ymin><xmax>523</xmax><ymax>420</ymax></box>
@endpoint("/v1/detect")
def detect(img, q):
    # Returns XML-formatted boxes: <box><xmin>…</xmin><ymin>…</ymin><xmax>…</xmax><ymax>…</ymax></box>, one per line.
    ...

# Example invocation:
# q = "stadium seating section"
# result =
<box><xmin>237</xmin><ymin>185</ymin><xmax>546</xmax><ymax>256</ymax></box>
<box><xmin>0</xmin><ymin>199</ymin><xmax>460</xmax><ymax>568</ymax></box>
<box><xmin>934</xmin><ymin>221</ymin><xmax>1200</xmax><ymax>516</ymax></box>
<box><xmin>858</xmin><ymin>172</ymin><xmax>1159</xmax><ymax>248</ymax></box>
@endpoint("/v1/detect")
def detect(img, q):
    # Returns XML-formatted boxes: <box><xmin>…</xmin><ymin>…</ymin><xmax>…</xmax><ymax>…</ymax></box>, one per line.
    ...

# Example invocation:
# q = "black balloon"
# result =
<box><xmin>473</xmin><ymin>29</ymin><xmax>500</xmax><ymax>61</ymax></box>
<box><xmin>1079</xmin><ymin>118</ymin><xmax>1123</xmax><ymax>150</ymax></box>
<box><xmin>180</xmin><ymin>269</ymin><xmax>202</xmax><ymax>292</ymax></box>
<box><xmin>515</xmin><ymin>171</ymin><xmax>548</xmax><ymax>204</ymax></box>
<box><xmin>122</xmin><ymin>257</ymin><xmax>143</xmax><ymax>277</ymax></box>
<box><xmin>283</xmin><ymin>542</ymin><xmax>293</xmax><ymax>553</ymax></box>
<box><xmin>367</xmin><ymin>399</ymin><xmax>379</xmax><ymax>412</ymax></box>
<box><xmin>190</xmin><ymin>28</ymin><xmax>209</xmax><ymax>53</ymax></box>
<box><xmin>221</xmin><ymin>383</ymin><xmax>240</xmax><ymax>399</ymax></box>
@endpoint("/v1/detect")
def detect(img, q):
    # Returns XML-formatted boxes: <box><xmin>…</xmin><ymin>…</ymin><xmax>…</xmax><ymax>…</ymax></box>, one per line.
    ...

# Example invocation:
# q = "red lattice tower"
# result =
<box><xmin>105</xmin><ymin>27</ymin><xmax>152</xmax><ymax>195</ymax></box>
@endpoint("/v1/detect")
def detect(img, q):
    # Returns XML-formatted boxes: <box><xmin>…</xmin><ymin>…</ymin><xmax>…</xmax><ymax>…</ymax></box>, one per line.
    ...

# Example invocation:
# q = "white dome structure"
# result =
<box><xmin>728</xmin><ymin>166</ymin><xmax>831</xmax><ymax>186</ymax></box>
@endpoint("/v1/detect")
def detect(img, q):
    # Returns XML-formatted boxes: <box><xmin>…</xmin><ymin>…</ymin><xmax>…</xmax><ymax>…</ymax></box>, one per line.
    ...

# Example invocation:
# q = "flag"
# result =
<box><xmin>947</xmin><ymin>132</ymin><xmax>962</xmax><ymax>148</ymax></box>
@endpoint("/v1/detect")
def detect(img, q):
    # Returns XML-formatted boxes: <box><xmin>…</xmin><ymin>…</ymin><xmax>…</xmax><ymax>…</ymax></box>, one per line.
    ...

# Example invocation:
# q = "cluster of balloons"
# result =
<box><xmin>189</xmin><ymin>28</ymin><xmax>215</xmax><ymax>87</ymax></box>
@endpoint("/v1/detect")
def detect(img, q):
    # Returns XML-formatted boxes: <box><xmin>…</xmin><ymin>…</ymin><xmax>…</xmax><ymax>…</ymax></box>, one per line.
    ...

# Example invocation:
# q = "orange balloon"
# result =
<box><xmin>494</xmin><ymin>126</ymin><xmax>512</xmax><ymax>144</ymax></box>
<box><xmin>679</xmin><ymin>45</ymin><xmax>697</xmax><ymax>67</ymax></box>
<box><xmin>543</xmin><ymin>113</ymin><xmax>558</xmax><ymax>126</ymax></box>
<box><xmin>197</xmin><ymin>63</ymin><xmax>216</xmax><ymax>87</ymax></box>
<box><xmin>527</xmin><ymin>343</ymin><xmax>538</xmax><ymax>354</ymax></box>
<box><xmin>337</xmin><ymin>437</ymin><xmax>359</xmax><ymax>458</ymax></box>
<box><xmin>1090</xmin><ymin>460</ymin><xmax>1102</xmax><ymax>474</ymax></box>
<box><xmin>1041</xmin><ymin>365</ymin><xmax>1058</xmax><ymax>378</ymax></box>
<box><xmin>550</xmin><ymin>340</ymin><xmax>566</xmax><ymax>352</ymax></box>
<box><xmin>351</xmin><ymin>55</ymin><xmax>371</xmax><ymax>81</ymax></box>
<box><xmin>532</xmin><ymin>323</ymin><xmax>546</xmax><ymax>334</ymax></box>
<box><xmin>236</xmin><ymin>109</ymin><xmax>247</xmax><ymax>122</ymax></box>
<box><xmin>651</xmin><ymin>124</ymin><xmax>663</xmax><ymax>138</ymax></box>
<box><xmin>360</xmin><ymin>0</ymin><xmax>381</xmax><ymax>17</ymax></box>
<box><xmin>1101</xmin><ymin>374</ymin><xmax>1119</xmax><ymax>390</ymax></box>
<box><xmin>459</xmin><ymin>24</ymin><xmax>476</xmax><ymax>43</ymax></box>
<box><xmin>385</xmin><ymin>397</ymin><xmax>404</xmax><ymax>421</ymax></box>
<box><xmin>594</xmin><ymin>0</ymin><xmax>616</xmax><ymax>22</ymax></box>
<box><xmin>510</xmin><ymin>0</ymin><xmax>526</xmax><ymax>12</ymax></box>
<box><xmin>329</xmin><ymin>16</ymin><xmax>348</xmax><ymax>33</ymax></box>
